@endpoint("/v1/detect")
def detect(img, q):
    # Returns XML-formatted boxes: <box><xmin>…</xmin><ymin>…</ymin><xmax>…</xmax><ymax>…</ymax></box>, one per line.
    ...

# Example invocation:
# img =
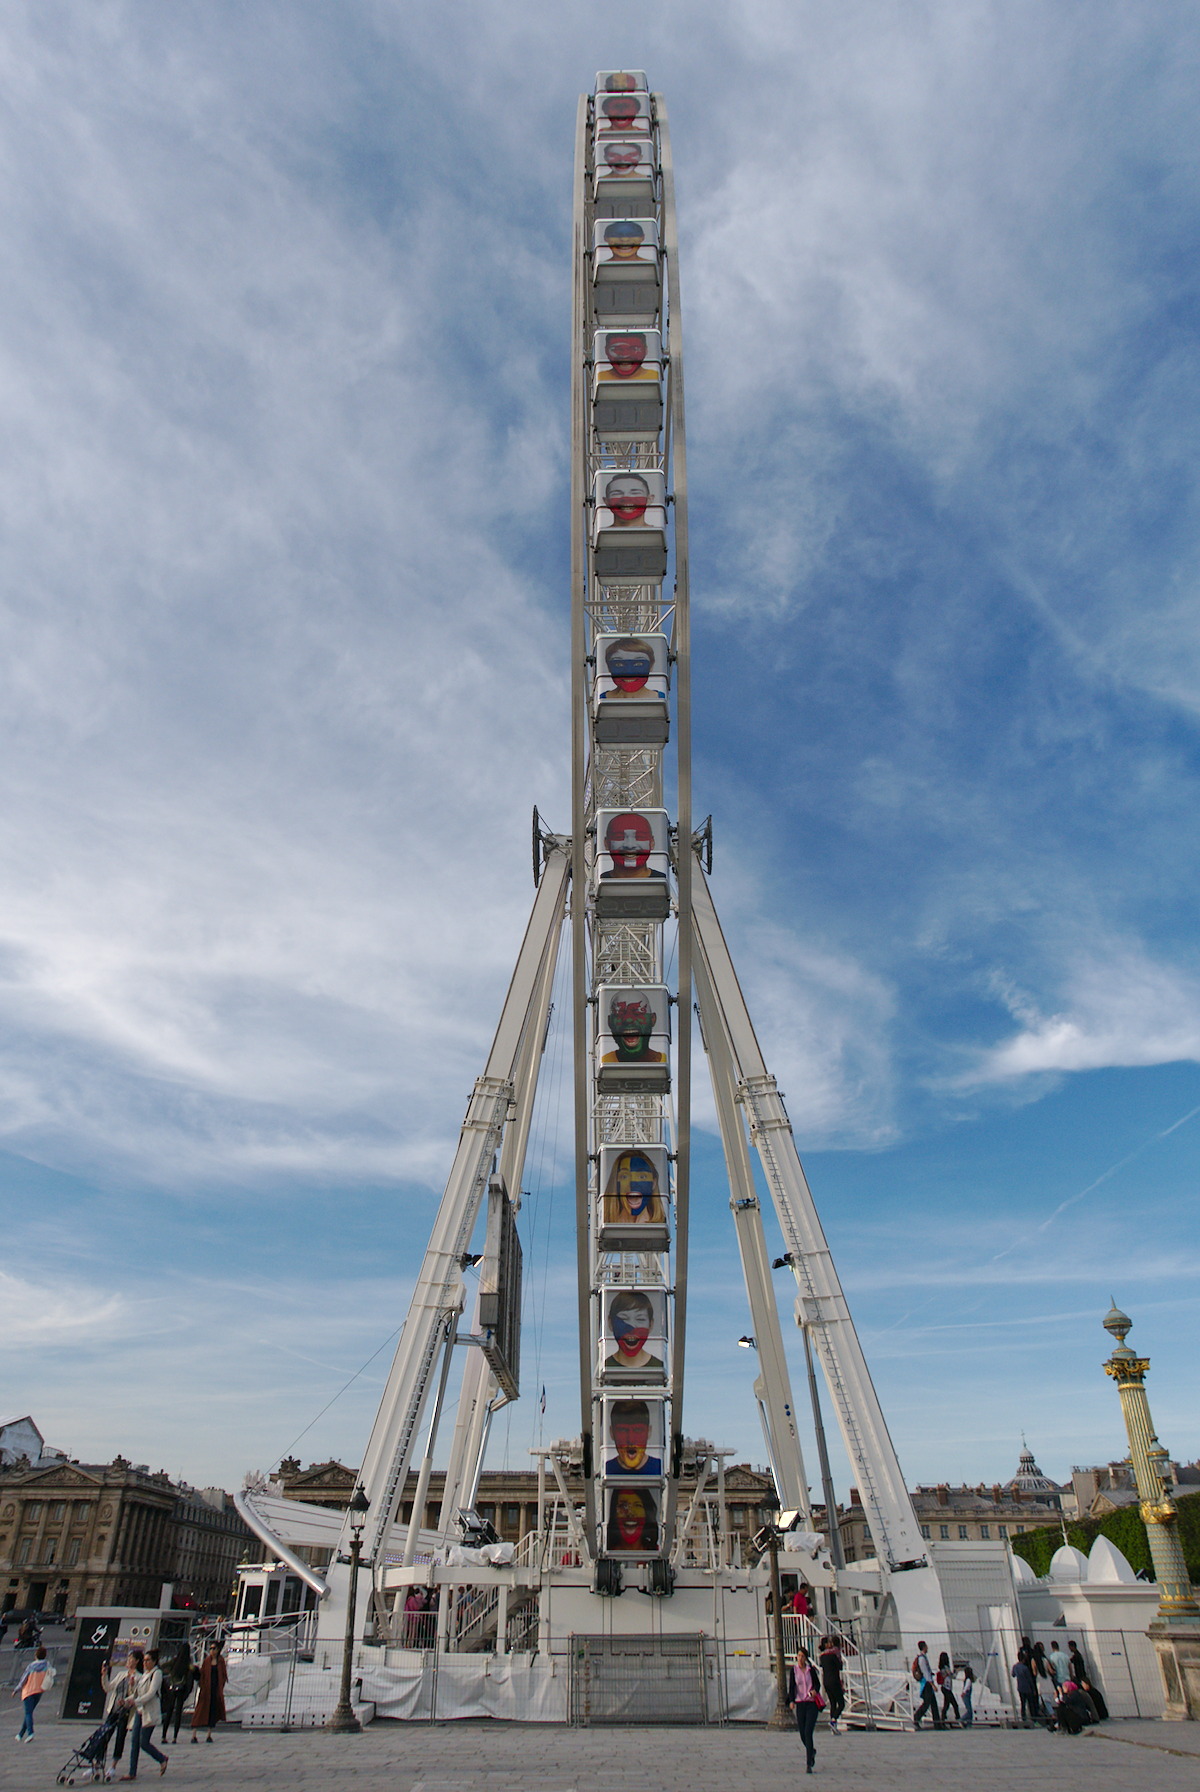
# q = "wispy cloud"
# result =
<box><xmin>0</xmin><ymin>2</ymin><xmax>1197</xmax><ymax>1486</ymax></box>
<box><xmin>0</xmin><ymin>1272</ymin><xmax>128</xmax><ymax>1346</ymax></box>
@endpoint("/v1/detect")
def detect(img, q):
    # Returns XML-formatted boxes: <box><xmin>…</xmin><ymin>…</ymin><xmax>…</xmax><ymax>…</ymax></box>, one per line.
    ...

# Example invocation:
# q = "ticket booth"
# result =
<box><xmin>593</xmin><ymin>630</ymin><xmax>670</xmax><ymax>744</ymax></box>
<box><xmin>591</xmin><ymin>466</ymin><xmax>667</xmax><ymax>581</ymax></box>
<box><xmin>593</xmin><ymin>217</ymin><xmax>661</xmax><ymax>326</ymax></box>
<box><xmin>596</xmin><ymin>984</ymin><xmax>671</xmax><ymax>1093</ymax></box>
<box><xmin>592</xmin><ymin>329</ymin><xmax>663</xmax><ymax>441</ymax></box>
<box><xmin>593</xmin><ymin>807</ymin><xmax>671</xmax><ymax>919</ymax></box>
<box><xmin>597</xmin><ymin>1147</ymin><xmax>670</xmax><ymax>1252</ymax></box>
<box><xmin>594</xmin><ymin>138</ymin><xmax>657</xmax><ymax>217</ymax></box>
<box><xmin>61</xmin><ymin>1606</ymin><xmax>191</xmax><ymax>1723</ymax></box>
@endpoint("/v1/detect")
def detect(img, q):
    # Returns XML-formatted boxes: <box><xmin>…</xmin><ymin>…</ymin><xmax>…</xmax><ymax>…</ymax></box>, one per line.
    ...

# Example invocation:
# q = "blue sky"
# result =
<box><xmin>1</xmin><ymin>1</ymin><xmax>1198</xmax><ymax>1503</ymax></box>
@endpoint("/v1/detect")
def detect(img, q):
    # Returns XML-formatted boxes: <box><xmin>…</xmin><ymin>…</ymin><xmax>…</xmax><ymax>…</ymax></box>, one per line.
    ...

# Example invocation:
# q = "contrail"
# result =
<box><xmin>875</xmin><ymin>1098</ymin><xmax>1200</xmax><ymax>1334</ymax></box>
<box><xmin>989</xmin><ymin>1100</ymin><xmax>1200</xmax><ymax>1264</ymax></box>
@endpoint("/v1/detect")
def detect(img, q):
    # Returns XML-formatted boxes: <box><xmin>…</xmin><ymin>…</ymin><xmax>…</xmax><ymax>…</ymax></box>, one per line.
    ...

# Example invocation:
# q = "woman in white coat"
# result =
<box><xmin>121</xmin><ymin>1647</ymin><xmax>169</xmax><ymax>1779</ymax></box>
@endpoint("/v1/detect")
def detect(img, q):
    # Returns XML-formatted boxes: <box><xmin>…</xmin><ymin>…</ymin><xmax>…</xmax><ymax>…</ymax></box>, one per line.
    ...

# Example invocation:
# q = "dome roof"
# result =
<box><xmin>1007</xmin><ymin>1444</ymin><xmax>1058</xmax><ymax>1495</ymax></box>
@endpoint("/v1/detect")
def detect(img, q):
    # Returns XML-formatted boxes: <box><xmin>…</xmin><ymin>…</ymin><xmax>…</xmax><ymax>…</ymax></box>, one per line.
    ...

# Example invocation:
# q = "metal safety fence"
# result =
<box><xmin>568</xmin><ymin>1633</ymin><xmax>709</xmax><ymax>1725</ymax></box>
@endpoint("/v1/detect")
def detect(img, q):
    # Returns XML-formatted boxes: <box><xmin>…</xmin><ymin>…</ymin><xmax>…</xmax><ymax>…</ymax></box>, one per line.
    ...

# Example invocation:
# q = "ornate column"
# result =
<box><xmin>1102</xmin><ymin>1303</ymin><xmax>1200</xmax><ymax>1719</ymax></box>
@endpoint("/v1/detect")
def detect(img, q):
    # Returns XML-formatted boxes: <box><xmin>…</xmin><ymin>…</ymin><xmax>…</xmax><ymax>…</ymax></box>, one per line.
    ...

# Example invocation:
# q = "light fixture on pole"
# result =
<box><xmin>737</xmin><ymin>1335</ymin><xmax>757</xmax><ymax>1349</ymax></box>
<box><xmin>327</xmin><ymin>1484</ymin><xmax>371</xmax><ymax>1733</ymax></box>
<box><xmin>749</xmin><ymin>1489</ymin><xmax>793</xmax><ymax>1731</ymax></box>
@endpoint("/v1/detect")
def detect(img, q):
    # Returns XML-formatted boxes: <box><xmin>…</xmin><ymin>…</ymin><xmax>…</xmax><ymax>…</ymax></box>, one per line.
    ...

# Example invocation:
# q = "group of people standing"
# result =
<box><xmin>1011</xmin><ymin>1636</ymin><xmax>1107</xmax><ymax>1731</ymax></box>
<box><xmin>911</xmin><ymin>1642</ymin><xmax>975</xmax><ymax>1728</ymax></box>
<box><xmin>98</xmin><ymin>1638</ymin><xmax>228</xmax><ymax>1778</ymax></box>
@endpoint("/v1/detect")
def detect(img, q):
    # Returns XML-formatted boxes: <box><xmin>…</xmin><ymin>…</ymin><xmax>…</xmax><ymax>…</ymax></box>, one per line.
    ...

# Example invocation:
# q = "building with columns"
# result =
<box><xmin>0</xmin><ymin>1452</ymin><xmax>252</xmax><ymax>1619</ymax></box>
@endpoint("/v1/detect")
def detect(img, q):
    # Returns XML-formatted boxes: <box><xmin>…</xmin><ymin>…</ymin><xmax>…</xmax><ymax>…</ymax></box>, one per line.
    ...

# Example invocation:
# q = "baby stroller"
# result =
<box><xmin>55</xmin><ymin>1710</ymin><xmax>120</xmax><ymax>1784</ymax></box>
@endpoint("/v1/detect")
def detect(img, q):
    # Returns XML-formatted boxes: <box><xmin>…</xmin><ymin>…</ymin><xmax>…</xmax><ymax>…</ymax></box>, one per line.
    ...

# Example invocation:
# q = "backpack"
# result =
<box><xmin>912</xmin><ymin>1656</ymin><xmax>922</xmax><ymax>1682</ymax></box>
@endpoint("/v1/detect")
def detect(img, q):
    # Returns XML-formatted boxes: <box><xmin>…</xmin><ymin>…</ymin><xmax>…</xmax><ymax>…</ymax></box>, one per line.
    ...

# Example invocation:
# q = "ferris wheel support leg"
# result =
<box><xmin>436</xmin><ymin>904</ymin><xmax>563</xmax><ymax>1544</ymax></box>
<box><xmin>692</xmin><ymin>936</ymin><xmax>810</xmax><ymax>1519</ymax></box>
<box><xmin>401</xmin><ymin>1310</ymin><xmax>460</xmax><ymax>1569</ymax></box>
<box><xmin>690</xmin><ymin>864</ymin><xmax>948</xmax><ymax>1636</ymax></box>
<box><xmin>318</xmin><ymin>847</ymin><xmax>570</xmax><ymax>1642</ymax></box>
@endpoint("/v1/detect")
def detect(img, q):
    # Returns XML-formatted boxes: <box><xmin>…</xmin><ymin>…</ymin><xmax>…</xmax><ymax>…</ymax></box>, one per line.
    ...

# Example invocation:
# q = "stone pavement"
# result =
<box><xmin>3</xmin><ymin>1711</ymin><xmax>1199</xmax><ymax>1792</ymax></box>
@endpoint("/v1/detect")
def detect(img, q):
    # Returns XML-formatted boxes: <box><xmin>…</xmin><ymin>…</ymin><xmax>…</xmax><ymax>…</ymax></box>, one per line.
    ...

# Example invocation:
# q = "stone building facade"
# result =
<box><xmin>0</xmin><ymin>1455</ymin><xmax>252</xmax><ymax>1619</ymax></box>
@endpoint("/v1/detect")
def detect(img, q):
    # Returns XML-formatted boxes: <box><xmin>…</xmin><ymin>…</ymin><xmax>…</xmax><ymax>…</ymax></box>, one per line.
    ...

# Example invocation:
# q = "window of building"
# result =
<box><xmin>505</xmin><ymin>1505</ymin><xmax>520</xmax><ymax>1529</ymax></box>
<box><xmin>998</xmin><ymin>1524</ymin><xmax>1008</xmax><ymax>1538</ymax></box>
<box><xmin>26</xmin><ymin>1504</ymin><xmax>42</xmax><ymax>1521</ymax></box>
<box><xmin>980</xmin><ymin>1524</ymin><xmax>990</xmax><ymax>1539</ymax></box>
<box><xmin>50</xmin><ymin>1503</ymin><xmax>66</xmax><ymax>1521</ymax></box>
<box><xmin>44</xmin><ymin>1537</ymin><xmax>58</xmax><ymax>1564</ymax></box>
<box><xmin>67</xmin><ymin>1539</ymin><xmax>81</xmax><ymax>1566</ymax></box>
<box><xmin>73</xmin><ymin>1504</ymin><xmax>91</xmax><ymax>1524</ymax></box>
<box><xmin>919</xmin><ymin>1525</ymin><xmax>931</xmax><ymax>1539</ymax></box>
<box><xmin>1016</xmin><ymin>1525</ymin><xmax>1025</xmax><ymax>1534</ymax></box>
<box><xmin>957</xmin><ymin>1525</ymin><xmax>968</xmax><ymax>1539</ymax></box>
<box><xmin>939</xmin><ymin>1525</ymin><xmax>949</xmax><ymax>1540</ymax></box>
<box><xmin>16</xmin><ymin>1539</ymin><xmax>31</xmax><ymax>1564</ymax></box>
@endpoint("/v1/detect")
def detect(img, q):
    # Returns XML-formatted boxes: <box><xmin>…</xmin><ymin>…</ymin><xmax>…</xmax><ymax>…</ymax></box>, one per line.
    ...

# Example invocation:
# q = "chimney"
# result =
<box><xmin>936</xmin><ymin>1484</ymin><xmax>949</xmax><ymax>1507</ymax></box>
<box><xmin>849</xmin><ymin>1487</ymin><xmax>862</xmax><ymax>1506</ymax></box>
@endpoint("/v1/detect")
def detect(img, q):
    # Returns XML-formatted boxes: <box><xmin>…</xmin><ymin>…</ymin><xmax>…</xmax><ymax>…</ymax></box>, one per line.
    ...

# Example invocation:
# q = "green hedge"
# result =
<box><xmin>1010</xmin><ymin>1489</ymin><xmax>1200</xmax><ymax>1583</ymax></box>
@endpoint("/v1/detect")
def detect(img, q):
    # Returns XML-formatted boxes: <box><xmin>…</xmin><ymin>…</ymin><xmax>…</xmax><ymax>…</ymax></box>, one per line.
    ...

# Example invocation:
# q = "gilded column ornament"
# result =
<box><xmin>1102</xmin><ymin>1302</ymin><xmax>1200</xmax><ymax>1720</ymax></box>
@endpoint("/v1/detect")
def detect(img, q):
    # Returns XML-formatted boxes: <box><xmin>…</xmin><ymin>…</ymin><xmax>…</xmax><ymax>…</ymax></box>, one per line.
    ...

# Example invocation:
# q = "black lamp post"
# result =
<box><xmin>756</xmin><ymin>1491</ymin><xmax>794</xmax><ymax>1732</ymax></box>
<box><xmin>327</xmin><ymin>1485</ymin><xmax>370</xmax><ymax>1733</ymax></box>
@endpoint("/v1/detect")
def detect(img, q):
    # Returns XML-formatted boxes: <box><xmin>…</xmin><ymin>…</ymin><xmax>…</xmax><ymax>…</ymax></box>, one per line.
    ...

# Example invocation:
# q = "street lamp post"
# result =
<box><xmin>327</xmin><ymin>1485</ymin><xmax>371</xmax><ymax>1733</ymax></box>
<box><xmin>1101</xmin><ymin>1303</ymin><xmax>1200</xmax><ymax>1720</ymax></box>
<box><xmin>757</xmin><ymin>1493</ymin><xmax>794</xmax><ymax>1732</ymax></box>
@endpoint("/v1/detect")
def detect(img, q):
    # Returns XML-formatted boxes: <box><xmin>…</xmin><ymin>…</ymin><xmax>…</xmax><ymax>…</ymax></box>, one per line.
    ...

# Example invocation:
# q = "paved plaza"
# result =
<box><xmin>4</xmin><ymin>1708</ymin><xmax>1199</xmax><ymax>1792</ymax></box>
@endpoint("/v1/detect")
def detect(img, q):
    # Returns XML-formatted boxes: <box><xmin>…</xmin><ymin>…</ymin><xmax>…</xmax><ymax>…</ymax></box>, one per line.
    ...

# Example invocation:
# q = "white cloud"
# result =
<box><xmin>0</xmin><ymin>1271</ymin><xmax>128</xmax><ymax>1345</ymax></box>
<box><xmin>976</xmin><ymin>949</ymin><xmax>1200</xmax><ymax>1081</ymax></box>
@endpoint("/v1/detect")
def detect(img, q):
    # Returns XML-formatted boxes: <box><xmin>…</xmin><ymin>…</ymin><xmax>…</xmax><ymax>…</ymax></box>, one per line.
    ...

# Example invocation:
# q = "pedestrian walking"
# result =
<box><xmin>159</xmin><ymin>1647</ymin><xmax>191</xmax><ymax>1745</ymax></box>
<box><xmin>12</xmin><ymin>1644</ymin><xmax>54</xmax><ymax>1742</ymax></box>
<box><xmin>818</xmin><ymin>1636</ymin><xmax>845</xmax><ymax>1733</ymax></box>
<box><xmin>189</xmin><ymin>1639</ymin><xmax>227</xmax><ymax>1744</ymax></box>
<box><xmin>787</xmin><ymin>1646</ymin><xmax>822</xmax><ymax>1774</ymax></box>
<box><xmin>960</xmin><ymin>1660</ymin><xmax>975</xmax><ymax>1726</ymax></box>
<box><xmin>911</xmin><ymin>1641</ymin><xmax>943</xmax><ymax>1729</ymax></box>
<box><xmin>121</xmin><ymin>1648</ymin><xmax>168</xmax><ymax>1780</ymax></box>
<box><xmin>937</xmin><ymin>1651</ymin><xmax>960</xmax><ymax>1725</ymax></box>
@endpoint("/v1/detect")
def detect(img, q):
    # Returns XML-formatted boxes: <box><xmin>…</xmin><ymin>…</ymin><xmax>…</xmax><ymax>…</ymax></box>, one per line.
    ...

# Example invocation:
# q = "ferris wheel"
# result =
<box><xmin>237</xmin><ymin>71</ymin><xmax>949</xmax><ymax>1647</ymax></box>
